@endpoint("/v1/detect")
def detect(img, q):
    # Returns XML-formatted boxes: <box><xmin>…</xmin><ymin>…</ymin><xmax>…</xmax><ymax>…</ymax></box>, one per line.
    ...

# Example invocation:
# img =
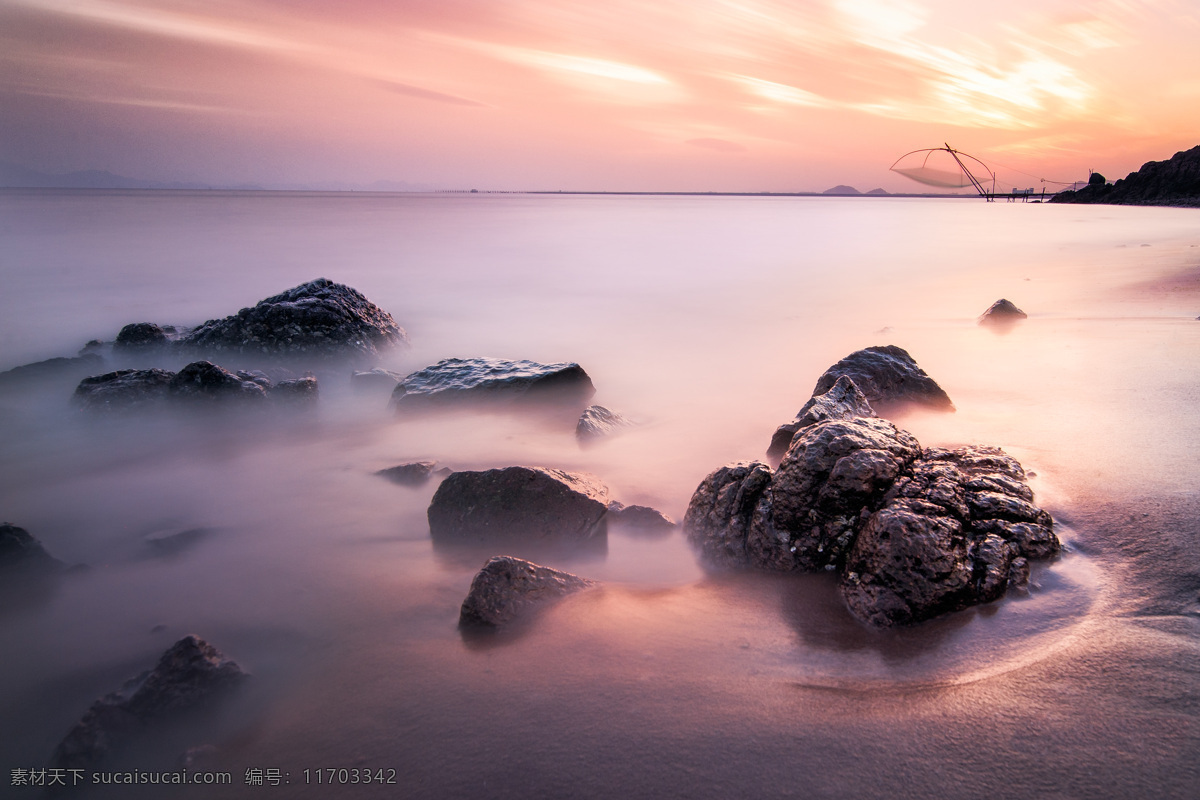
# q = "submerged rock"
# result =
<box><xmin>812</xmin><ymin>345</ymin><xmax>953</xmax><ymax>413</ymax></box>
<box><xmin>766</xmin><ymin>375</ymin><xmax>876</xmax><ymax>461</ymax></box>
<box><xmin>178</xmin><ymin>278</ymin><xmax>407</xmax><ymax>361</ymax></box>
<box><xmin>978</xmin><ymin>299</ymin><xmax>1028</xmax><ymax>326</ymax></box>
<box><xmin>114</xmin><ymin>322</ymin><xmax>170</xmax><ymax>352</ymax></box>
<box><xmin>52</xmin><ymin>636</ymin><xmax>248</xmax><ymax>770</ymax></box>
<box><xmin>392</xmin><ymin>357</ymin><xmax>595</xmax><ymax>411</ymax></box>
<box><xmin>576</xmin><ymin>405</ymin><xmax>634</xmax><ymax>442</ymax></box>
<box><xmin>73</xmin><ymin>368</ymin><xmax>175</xmax><ymax>411</ymax></box>
<box><xmin>167</xmin><ymin>361</ymin><xmax>267</xmax><ymax>404</ymax></box>
<box><xmin>351</xmin><ymin>367</ymin><xmax>404</xmax><ymax>392</ymax></box>
<box><xmin>0</xmin><ymin>523</ymin><xmax>63</xmax><ymax>573</ymax></box>
<box><xmin>73</xmin><ymin>362</ymin><xmax>315</xmax><ymax>411</ymax></box>
<box><xmin>0</xmin><ymin>353</ymin><xmax>104</xmax><ymax>388</ymax></box>
<box><xmin>270</xmin><ymin>376</ymin><xmax>318</xmax><ymax>404</ymax></box>
<box><xmin>428</xmin><ymin>466</ymin><xmax>609</xmax><ymax>543</ymax></box>
<box><xmin>377</xmin><ymin>461</ymin><xmax>438</xmax><ymax>486</ymax></box>
<box><xmin>607</xmin><ymin>501</ymin><xmax>676</xmax><ymax>533</ymax></box>
<box><xmin>459</xmin><ymin>555</ymin><xmax>595</xmax><ymax>628</ymax></box>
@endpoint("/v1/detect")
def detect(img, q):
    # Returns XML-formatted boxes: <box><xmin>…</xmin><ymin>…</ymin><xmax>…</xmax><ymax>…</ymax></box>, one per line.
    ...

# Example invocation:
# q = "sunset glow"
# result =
<box><xmin>1</xmin><ymin>0</ymin><xmax>1197</xmax><ymax>190</ymax></box>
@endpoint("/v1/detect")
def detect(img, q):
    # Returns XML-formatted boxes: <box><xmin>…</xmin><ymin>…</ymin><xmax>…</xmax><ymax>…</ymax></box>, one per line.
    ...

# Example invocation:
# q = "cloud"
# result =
<box><xmin>687</xmin><ymin>137</ymin><xmax>746</xmax><ymax>152</ymax></box>
<box><xmin>376</xmin><ymin>80</ymin><xmax>486</xmax><ymax>107</ymax></box>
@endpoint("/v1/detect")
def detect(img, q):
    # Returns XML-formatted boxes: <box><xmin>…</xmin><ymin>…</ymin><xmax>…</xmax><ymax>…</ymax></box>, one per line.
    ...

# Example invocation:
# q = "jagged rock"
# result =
<box><xmin>377</xmin><ymin>461</ymin><xmax>437</xmax><ymax>486</ymax></box>
<box><xmin>0</xmin><ymin>523</ymin><xmax>63</xmax><ymax>573</ymax></box>
<box><xmin>114</xmin><ymin>323</ymin><xmax>169</xmax><ymax>351</ymax></box>
<box><xmin>840</xmin><ymin>446</ymin><xmax>1057</xmax><ymax>626</ymax></box>
<box><xmin>351</xmin><ymin>368</ymin><xmax>403</xmax><ymax>392</ymax></box>
<box><xmin>167</xmin><ymin>361</ymin><xmax>267</xmax><ymax>404</ymax></box>
<box><xmin>0</xmin><ymin>353</ymin><xmax>104</xmax><ymax>387</ymax></box>
<box><xmin>236</xmin><ymin>370</ymin><xmax>272</xmax><ymax>389</ymax></box>
<box><xmin>178</xmin><ymin>278</ymin><xmax>407</xmax><ymax>360</ymax></box>
<box><xmin>427</xmin><ymin>466</ymin><xmax>609</xmax><ymax>543</ymax></box>
<box><xmin>393</xmin><ymin>358</ymin><xmax>595</xmax><ymax>412</ymax></box>
<box><xmin>766</xmin><ymin>375</ymin><xmax>876</xmax><ymax>461</ymax></box>
<box><xmin>459</xmin><ymin>556</ymin><xmax>595</xmax><ymax>628</ymax></box>
<box><xmin>1050</xmin><ymin>145</ymin><xmax>1200</xmax><ymax>207</ymax></box>
<box><xmin>607</xmin><ymin>501</ymin><xmax>676</xmax><ymax>533</ymax></box>
<box><xmin>812</xmin><ymin>346</ymin><xmax>954</xmax><ymax>412</ymax></box>
<box><xmin>73</xmin><ymin>368</ymin><xmax>175</xmax><ymax>411</ymax></box>
<box><xmin>978</xmin><ymin>299</ymin><xmax>1028</xmax><ymax>325</ymax></box>
<box><xmin>576</xmin><ymin>405</ymin><xmax>634</xmax><ymax>442</ymax></box>
<box><xmin>682</xmin><ymin>461</ymin><xmax>774</xmax><ymax>568</ymax></box>
<box><xmin>51</xmin><ymin>636</ymin><xmax>247</xmax><ymax>770</ymax></box>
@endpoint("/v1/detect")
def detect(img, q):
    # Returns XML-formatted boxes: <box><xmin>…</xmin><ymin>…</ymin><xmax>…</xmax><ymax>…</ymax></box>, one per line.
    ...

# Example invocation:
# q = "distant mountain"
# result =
<box><xmin>865</xmin><ymin>188</ymin><xmax>890</xmax><ymax>196</ymax></box>
<box><xmin>1050</xmin><ymin>145</ymin><xmax>1200</xmax><ymax>207</ymax></box>
<box><xmin>822</xmin><ymin>185</ymin><xmax>861</xmax><ymax>196</ymax></box>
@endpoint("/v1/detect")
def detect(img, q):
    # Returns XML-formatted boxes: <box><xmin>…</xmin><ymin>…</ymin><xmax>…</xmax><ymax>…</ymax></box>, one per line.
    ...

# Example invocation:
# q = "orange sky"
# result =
<box><xmin>1</xmin><ymin>0</ymin><xmax>1197</xmax><ymax>191</ymax></box>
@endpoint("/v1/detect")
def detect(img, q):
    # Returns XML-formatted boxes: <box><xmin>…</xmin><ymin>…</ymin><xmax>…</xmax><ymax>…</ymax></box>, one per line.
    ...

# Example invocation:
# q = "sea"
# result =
<box><xmin>1</xmin><ymin>189</ymin><xmax>1198</xmax><ymax>798</ymax></box>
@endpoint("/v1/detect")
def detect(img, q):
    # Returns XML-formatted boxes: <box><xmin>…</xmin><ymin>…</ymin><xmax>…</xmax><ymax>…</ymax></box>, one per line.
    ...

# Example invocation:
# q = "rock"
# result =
<box><xmin>0</xmin><ymin>353</ymin><xmax>104</xmax><ymax>387</ymax></box>
<box><xmin>1050</xmin><ymin>145</ymin><xmax>1200</xmax><ymax>207</ymax></box>
<box><xmin>576</xmin><ymin>405</ymin><xmax>634</xmax><ymax>442</ymax></box>
<box><xmin>840</xmin><ymin>446</ymin><xmax>1057</xmax><ymax>626</ymax></box>
<box><xmin>0</xmin><ymin>523</ymin><xmax>63</xmax><ymax>573</ymax></box>
<box><xmin>682</xmin><ymin>461</ymin><xmax>774</xmax><ymax>569</ymax></box>
<box><xmin>766</xmin><ymin>375</ymin><xmax>876</xmax><ymax>461</ymax></box>
<box><xmin>979</xmin><ymin>299</ymin><xmax>1028</xmax><ymax>325</ymax></box>
<box><xmin>73</xmin><ymin>368</ymin><xmax>175</xmax><ymax>411</ymax></box>
<box><xmin>811</xmin><ymin>345</ymin><xmax>954</xmax><ymax>413</ymax></box>
<box><xmin>393</xmin><ymin>357</ymin><xmax>596</xmax><ymax>412</ymax></box>
<box><xmin>427</xmin><ymin>466</ymin><xmax>609</xmax><ymax>543</ymax></box>
<box><xmin>236</xmin><ymin>369</ymin><xmax>273</xmax><ymax>389</ymax></box>
<box><xmin>269</xmin><ymin>376</ymin><xmax>318</xmax><ymax>404</ymax></box>
<box><xmin>177</xmin><ymin>278</ymin><xmax>407</xmax><ymax>361</ymax></box>
<box><xmin>377</xmin><ymin>461</ymin><xmax>437</xmax><ymax>486</ymax></box>
<box><xmin>459</xmin><ymin>555</ymin><xmax>596</xmax><ymax>628</ymax></box>
<box><xmin>114</xmin><ymin>322</ymin><xmax>169</xmax><ymax>351</ymax></box>
<box><xmin>351</xmin><ymin>368</ymin><xmax>403</xmax><ymax>392</ymax></box>
<box><xmin>167</xmin><ymin>361</ymin><xmax>267</xmax><ymax>404</ymax></box>
<box><xmin>607</xmin><ymin>501</ymin><xmax>676</xmax><ymax>533</ymax></box>
<box><xmin>51</xmin><ymin>636</ymin><xmax>247</xmax><ymax>770</ymax></box>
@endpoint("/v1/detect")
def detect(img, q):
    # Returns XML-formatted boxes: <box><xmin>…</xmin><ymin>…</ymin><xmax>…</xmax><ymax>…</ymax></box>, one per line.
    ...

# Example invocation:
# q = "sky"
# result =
<box><xmin>1</xmin><ymin>0</ymin><xmax>1198</xmax><ymax>192</ymax></box>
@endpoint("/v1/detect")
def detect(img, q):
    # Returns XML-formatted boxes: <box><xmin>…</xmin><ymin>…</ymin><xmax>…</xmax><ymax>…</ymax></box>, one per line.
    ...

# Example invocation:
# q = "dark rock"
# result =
<box><xmin>236</xmin><ymin>370</ymin><xmax>273</xmax><ymax>389</ymax></box>
<box><xmin>0</xmin><ymin>353</ymin><xmax>104</xmax><ymax>387</ymax></box>
<box><xmin>178</xmin><ymin>278</ymin><xmax>407</xmax><ymax>361</ymax></box>
<box><xmin>840</xmin><ymin>446</ymin><xmax>1057</xmax><ymax>626</ymax></box>
<box><xmin>73</xmin><ymin>368</ymin><xmax>175</xmax><ymax>411</ymax></box>
<box><xmin>1050</xmin><ymin>145</ymin><xmax>1200</xmax><ymax>207</ymax></box>
<box><xmin>428</xmin><ymin>466</ymin><xmax>609</xmax><ymax>543</ymax></box>
<box><xmin>351</xmin><ymin>368</ymin><xmax>403</xmax><ymax>392</ymax></box>
<box><xmin>51</xmin><ymin>636</ymin><xmax>247</xmax><ymax>770</ymax></box>
<box><xmin>393</xmin><ymin>357</ymin><xmax>595</xmax><ymax>412</ymax></box>
<box><xmin>269</xmin><ymin>376</ymin><xmax>318</xmax><ymax>404</ymax></box>
<box><xmin>607</xmin><ymin>501</ymin><xmax>676</xmax><ymax>533</ymax></box>
<box><xmin>114</xmin><ymin>323</ymin><xmax>169</xmax><ymax>351</ymax></box>
<box><xmin>812</xmin><ymin>345</ymin><xmax>954</xmax><ymax>413</ymax></box>
<box><xmin>0</xmin><ymin>523</ymin><xmax>63</xmax><ymax>572</ymax></box>
<box><xmin>979</xmin><ymin>299</ymin><xmax>1028</xmax><ymax>325</ymax></box>
<box><xmin>576</xmin><ymin>405</ymin><xmax>634</xmax><ymax>442</ymax></box>
<box><xmin>459</xmin><ymin>555</ymin><xmax>595</xmax><ymax>628</ymax></box>
<box><xmin>377</xmin><ymin>461</ymin><xmax>437</xmax><ymax>486</ymax></box>
<box><xmin>767</xmin><ymin>375</ymin><xmax>876</xmax><ymax>461</ymax></box>
<box><xmin>167</xmin><ymin>361</ymin><xmax>267</xmax><ymax>404</ymax></box>
<box><xmin>682</xmin><ymin>461</ymin><xmax>774</xmax><ymax>568</ymax></box>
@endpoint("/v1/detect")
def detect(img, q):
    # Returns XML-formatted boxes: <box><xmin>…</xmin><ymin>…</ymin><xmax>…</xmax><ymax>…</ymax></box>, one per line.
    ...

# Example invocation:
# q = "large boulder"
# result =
<box><xmin>52</xmin><ymin>636</ymin><xmax>247</xmax><ymax>770</ymax></box>
<box><xmin>766</xmin><ymin>375</ymin><xmax>876</xmax><ymax>461</ymax></box>
<box><xmin>177</xmin><ymin>279</ymin><xmax>407</xmax><ymax>360</ymax></box>
<box><xmin>167</xmin><ymin>361</ymin><xmax>267</xmax><ymax>404</ymax></box>
<box><xmin>72</xmin><ymin>368</ymin><xmax>175</xmax><ymax>411</ymax></box>
<box><xmin>113</xmin><ymin>322</ymin><xmax>170</xmax><ymax>352</ymax></box>
<box><xmin>0</xmin><ymin>523</ymin><xmax>63</xmax><ymax>573</ymax></box>
<box><xmin>681</xmin><ymin>461</ymin><xmax>774</xmax><ymax>568</ymax></box>
<box><xmin>427</xmin><ymin>466</ymin><xmax>609</xmax><ymax>543</ymax></box>
<box><xmin>392</xmin><ymin>358</ymin><xmax>595</xmax><ymax>411</ymax></box>
<box><xmin>459</xmin><ymin>556</ymin><xmax>595</xmax><ymax>628</ymax></box>
<box><xmin>811</xmin><ymin>345</ymin><xmax>954</xmax><ymax>413</ymax></box>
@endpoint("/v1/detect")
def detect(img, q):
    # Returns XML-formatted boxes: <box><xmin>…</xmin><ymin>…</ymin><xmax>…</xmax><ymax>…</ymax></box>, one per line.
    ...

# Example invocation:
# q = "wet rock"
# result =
<box><xmin>51</xmin><ymin>636</ymin><xmax>248</xmax><ymax>770</ymax></box>
<box><xmin>428</xmin><ymin>466</ymin><xmax>609</xmax><ymax>543</ymax></box>
<box><xmin>377</xmin><ymin>461</ymin><xmax>437</xmax><ymax>486</ymax></box>
<box><xmin>0</xmin><ymin>353</ymin><xmax>105</xmax><ymax>388</ymax></box>
<box><xmin>767</xmin><ymin>375</ymin><xmax>876</xmax><ymax>461</ymax></box>
<box><xmin>392</xmin><ymin>357</ymin><xmax>595</xmax><ymax>412</ymax></box>
<box><xmin>167</xmin><ymin>361</ymin><xmax>267</xmax><ymax>404</ymax></box>
<box><xmin>607</xmin><ymin>501</ymin><xmax>676</xmax><ymax>533</ymax></box>
<box><xmin>114</xmin><ymin>322</ymin><xmax>170</xmax><ymax>352</ymax></box>
<box><xmin>978</xmin><ymin>299</ymin><xmax>1028</xmax><ymax>326</ymax></box>
<box><xmin>351</xmin><ymin>367</ymin><xmax>403</xmax><ymax>392</ymax></box>
<box><xmin>459</xmin><ymin>555</ymin><xmax>596</xmax><ymax>628</ymax></box>
<box><xmin>269</xmin><ymin>376</ymin><xmax>318</xmax><ymax>404</ymax></box>
<box><xmin>840</xmin><ymin>446</ymin><xmax>1057</xmax><ymax>626</ymax></box>
<box><xmin>811</xmin><ymin>345</ymin><xmax>954</xmax><ymax>413</ymax></box>
<box><xmin>682</xmin><ymin>461</ymin><xmax>774</xmax><ymax>568</ymax></box>
<box><xmin>236</xmin><ymin>370</ymin><xmax>273</xmax><ymax>390</ymax></box>
<box><xmin>73</xmin><ymin>368</ymin><xmax>175</xmax><ymax>411</ymax></box>
<box><xmin>0</xmin><ymin>523</ymin><xmax>63</xmax><ymax>573</ymax></box>
<box><xmin>178</xmin><ymin>278</ymin><xmax>407</xmax><ymax>361</ymax></box>
<box><xmin>576</xmin><ymin>405</ymin><xmax>634</xmax><ymax>442</ymax></box>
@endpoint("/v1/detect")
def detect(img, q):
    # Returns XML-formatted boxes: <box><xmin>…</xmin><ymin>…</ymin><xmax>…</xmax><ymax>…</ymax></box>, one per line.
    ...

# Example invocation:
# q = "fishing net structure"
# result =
<box><xmin>890</xmin><ymin>145</ymin><xmax>995</xmax><ymax>196</ymax></box>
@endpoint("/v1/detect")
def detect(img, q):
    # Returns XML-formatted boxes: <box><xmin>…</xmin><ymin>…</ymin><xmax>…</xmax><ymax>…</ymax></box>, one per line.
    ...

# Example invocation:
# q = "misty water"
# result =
<box><xmin>1</xmin><ymin>190</ymin><xmax>1198</xmax><ymax>798</ymax></box>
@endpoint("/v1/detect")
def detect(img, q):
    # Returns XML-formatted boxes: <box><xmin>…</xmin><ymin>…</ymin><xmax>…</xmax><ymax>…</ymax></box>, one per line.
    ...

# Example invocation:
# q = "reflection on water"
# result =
<box><xmin>1</xmin><ymin>191</ymin><xmax>1198</xmax><ymax>796</ymax></box>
